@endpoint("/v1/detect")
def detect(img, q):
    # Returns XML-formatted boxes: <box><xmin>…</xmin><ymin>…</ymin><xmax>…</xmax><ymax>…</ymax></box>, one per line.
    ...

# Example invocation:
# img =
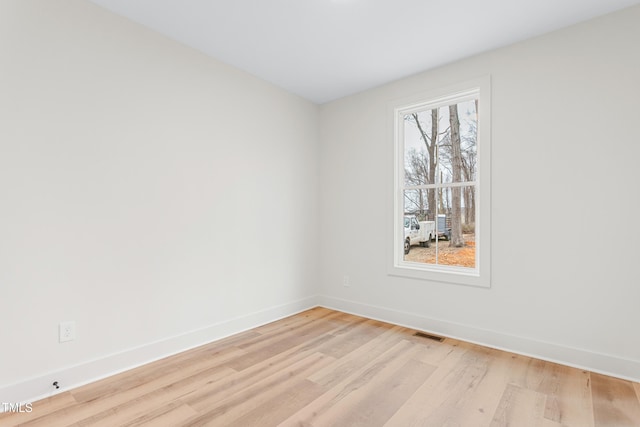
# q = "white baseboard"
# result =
<box><xmin>4</xmin><ymin>293</ymin><xmax>637</xmax><ymax>408</ymax></box>
<box><xmin>0</xmin><ymin>295</ymin><xmax>319</xmax><ymax>406</ymax></box>
<box><xmin>318</xmin><ymin>295</ymin><xmax>640</xmax><ymax>383</ymax></box>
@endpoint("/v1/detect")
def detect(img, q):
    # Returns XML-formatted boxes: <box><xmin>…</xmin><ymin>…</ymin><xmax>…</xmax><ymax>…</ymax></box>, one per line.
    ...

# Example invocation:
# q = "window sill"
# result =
<box><xmin>388</xmin><ymin>262</ymin><xmax>490</xmax><ymax>288</ymax></box>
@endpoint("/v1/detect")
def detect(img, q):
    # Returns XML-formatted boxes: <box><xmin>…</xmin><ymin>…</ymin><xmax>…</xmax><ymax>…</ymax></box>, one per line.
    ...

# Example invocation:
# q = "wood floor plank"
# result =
<box><xmin>219</xmin><ymin>379</ymin><xmax>325</xmax><ymax>427</ymax></box>
<box><xmin>248</xmin><ymin>307</ymin><xmax>337</xmax><ymax>336</ymax></box>
<box><xmin>320</xmin><ymin>358</ymin><xmax>436</xmax><ymax>427</ymax></box>
<box><xmin>537</xmin><ymin>364</ymin><xmax>594</xmax><ymax>427</ymax></box>
<box><xmin>225</xmin><ymin>311</ymin><xmax>343</xmax><ymax>371</ymax></box>
<box><xmin>18</xmin><ymin>363</ymin><xmax>237</xmax><ymax>427</ymax></box>
<box><xmin>119</xmin><ymin>402</ymin><xmax>198</xmax><ymax>427</ymax></box>
<box><xmin>73</xmin><ymin>386</ymin><xmax>198</xmax><ymax>427</ymax></box>
<box><xmin>308</xmin><ymin>324</ymin><xmax>406</xmax><ymax>388</ymax></box>
<box><xmin>481</xmin><ymin>349</ymin><xmax>594</xmax><ymax>426</ymax></box>
<box><xmin>233</xmin><ymin>308</ymin><xmax>343</xmax><ymax>352</ymax></box>
<box><xmin>591</xmin><ymin>373</ymin><xmax>640</xmax><ymax>427</ymax></box>
<box><xmin>277</xmin><ymin>340</ymin><xmax>427</xmax><ymax>426</ymax></box>
<box><xmin>1</xmin><ymin>309</ymin><xmax>639</xmax><ymax>427</ymax></box>
<box><xmin>0</xmin><ymin>392</ymin><xmax>77</xmax><ymax>426</ymax></box>
<box><xmin>489</xmin><ymin>383</ymin><xmax>548</xmax><ymax>427</ymax></box>
<box><xmin>182</xmin><ymin>352</ymin><xmax>335</xmax><ymax>426</ymax></box>
<box><xmin>410</xmin><ymin>335</ymin><xmax>466</xmax><ymax>365</ymax></box>
<box><xmin>181</xmin><ymin>334</ymin><xmax>335</xmax><ymax>412</ymax></box>
<box><xmin>384</xmin><ymin>342</ymin><xmax>494</xmax><ymax>426</ymax></box>
<box><xmin>314</xmin><ymin>318</ymin><xmax>385</xmax><ymax>359</ymax></box>
<box><xmin>422</xmin><ymin>347</ymin><xmax>524</xmax><ymax>427</ymax></box>
<box><xmin>72</xmin><ymin>344</ymin><xmax>245</xmax><ymax>404</ymax></box>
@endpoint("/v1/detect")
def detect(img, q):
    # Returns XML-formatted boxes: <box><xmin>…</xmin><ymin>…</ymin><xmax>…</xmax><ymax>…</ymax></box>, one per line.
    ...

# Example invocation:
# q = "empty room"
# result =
<box><xmin>1</xmin><ymin>0</ymin><xmax>639</xmax><ymax>426</ymax></box>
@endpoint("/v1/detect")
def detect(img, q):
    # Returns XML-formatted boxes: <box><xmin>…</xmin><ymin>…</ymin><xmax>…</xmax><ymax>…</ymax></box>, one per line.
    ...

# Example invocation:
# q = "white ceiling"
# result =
<box><xmin>88</xmin><ymin>0</ymin><xmax>639</xmax><ymax>104</ymax></box>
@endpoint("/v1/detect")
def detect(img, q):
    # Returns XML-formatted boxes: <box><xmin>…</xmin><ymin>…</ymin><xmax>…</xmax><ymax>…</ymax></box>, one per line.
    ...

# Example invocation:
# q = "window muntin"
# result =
<box><xmin>391</xmin><ymin>78</ymin><xmax>490</xmax><ymax>287</ymax></box>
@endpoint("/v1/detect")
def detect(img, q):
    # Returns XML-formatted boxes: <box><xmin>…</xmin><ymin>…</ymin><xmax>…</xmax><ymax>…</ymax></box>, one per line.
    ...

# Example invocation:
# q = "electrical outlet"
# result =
<box><xmin>59</xmin><ymin>321</ymin><xmax>76</xmax><ymax>343</ymax></box>
<box><xmin>343</xmin><ymin>275</ymin><xmax>350</xmax><ymax>287</ymax></box>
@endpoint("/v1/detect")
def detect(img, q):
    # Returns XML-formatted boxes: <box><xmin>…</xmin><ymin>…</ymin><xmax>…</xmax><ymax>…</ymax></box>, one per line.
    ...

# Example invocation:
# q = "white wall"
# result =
<box><xmin>2</xmin><ymin>0</ymin><xmax>639</xmax><ymax>405</ymax></box>
<box><xmin>319</xmin><ymin>5</ymin><xmax>640</xmax><ymax>381</ymax></box>
<box><xmin>0</xmin><ymin>0</ymin><xmax>319</xmax><ymax>401</ymax></box>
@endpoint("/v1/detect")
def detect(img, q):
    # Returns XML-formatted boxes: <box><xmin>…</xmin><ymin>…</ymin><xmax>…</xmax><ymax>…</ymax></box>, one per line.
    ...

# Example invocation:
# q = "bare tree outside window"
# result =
<box><xmin>401</xmin><ymin>98</ymin><xmax>477</xmax><ymax>269</ymax></box>
<box><xmin>392</xmin><ymin>78</ymin><xmax>490</xmax><ymax>287</ymax></box>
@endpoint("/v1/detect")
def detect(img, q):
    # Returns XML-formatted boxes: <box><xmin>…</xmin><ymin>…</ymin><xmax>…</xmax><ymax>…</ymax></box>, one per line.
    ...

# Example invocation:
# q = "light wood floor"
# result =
<box><xmin>2</xmin><ymin>307</ymin><xmax>639</xmax><ymax>426</ymax></box>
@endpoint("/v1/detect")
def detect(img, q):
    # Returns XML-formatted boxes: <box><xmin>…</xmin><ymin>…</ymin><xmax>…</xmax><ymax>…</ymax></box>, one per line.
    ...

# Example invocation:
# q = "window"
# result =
<box><xmin>390</xmin><ymin>77</ymin><xmax>491</xmax><ymax>287</ymax></box>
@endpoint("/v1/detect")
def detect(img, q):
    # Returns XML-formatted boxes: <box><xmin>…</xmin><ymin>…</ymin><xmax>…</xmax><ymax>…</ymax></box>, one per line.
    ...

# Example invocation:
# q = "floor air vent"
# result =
<box><xmin>414</xmin><ymin>331</ymin><xmax>445</xmax><ymax>342</ymax></box>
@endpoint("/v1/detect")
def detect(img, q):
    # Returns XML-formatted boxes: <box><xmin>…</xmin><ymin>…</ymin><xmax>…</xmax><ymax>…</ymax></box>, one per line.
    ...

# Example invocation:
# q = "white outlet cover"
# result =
<box><xmin>59</xmin><ymin>321</ymin><xmax>76</xmax><ymax>343</ymax></box>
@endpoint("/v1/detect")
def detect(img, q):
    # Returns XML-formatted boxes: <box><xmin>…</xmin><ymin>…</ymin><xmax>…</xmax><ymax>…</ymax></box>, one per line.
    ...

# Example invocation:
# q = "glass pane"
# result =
<box><xmin>403</xmin><ymin>111</ymin><xmax>439</xmax><ymax>187</ymax></box>
<box><xmin>435</xmin><ymin>185</ymin><xmax>476</xmax><ymax>268</ymax></box>
<box><xmin>403</xmin><ymin>189</ymin><xmax>432</xmax><ymax>221</ymax></box>
<box><xmin>404</xmin><ymin>186</ymin><xmax>476</xmax><ymax>269</ymax></box>
<box><xmin>402</xmin><ymin>189</ymin><xmax>435</xmax><ymax>263</ymax></box>
<box><xmin>438</xmin><ymin>99</ymin><xmax>477</xmax><ymax>184</ymax></box>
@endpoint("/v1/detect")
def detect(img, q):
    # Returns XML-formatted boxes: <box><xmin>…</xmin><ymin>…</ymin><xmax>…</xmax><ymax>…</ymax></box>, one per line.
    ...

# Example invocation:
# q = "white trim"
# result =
<box><xmin>405</xmin><ymin>181</ymin><xmax>476</xmax><ymax>191</ymax></box>
<box><xmin>318</xmin><ymin>295</ymin><xmax>640</xmax><ymax>383</ymax></box>
<box><xmin>398</xmin><ymin>88</ymin><xmax>480</xmax><ymax>116</ymax></box>
<box><xmin>0</xmin><ymin>296</ymin><xmax>319</xmax><ymax>406</ymax></box>
<box><xmin>3</xmin><ymin>295</ymin><xmax>638</xmax><ymax>408</ymax></box>
<box><xmin>388</xmin><ymin>75</ymin><xmax>491</xmax><ymax>288</ymax></box>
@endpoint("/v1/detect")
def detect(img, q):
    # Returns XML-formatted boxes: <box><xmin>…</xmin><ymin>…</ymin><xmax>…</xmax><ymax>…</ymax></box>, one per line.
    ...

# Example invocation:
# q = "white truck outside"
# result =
<box><xmin>403</xmin><ymin>215</ymin><xmax>436</xmax><ymax>254</ymax></box>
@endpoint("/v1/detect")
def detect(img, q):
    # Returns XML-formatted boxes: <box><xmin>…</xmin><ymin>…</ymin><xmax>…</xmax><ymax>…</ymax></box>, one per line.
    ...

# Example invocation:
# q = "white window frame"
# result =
<box><xmin>388</xmin><ymin>76</ymin><xmax>491</xmax><ymax>288</ymax></box>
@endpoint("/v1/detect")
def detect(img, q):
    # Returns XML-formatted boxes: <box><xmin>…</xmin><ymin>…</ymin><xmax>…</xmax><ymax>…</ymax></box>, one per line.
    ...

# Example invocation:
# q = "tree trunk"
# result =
<box><xmin>428</xmin><ymin>109</ymin><xmax>438</xmax><ymax>221</ymax></box>
<box><xmin>449</xmin><ymin>104</ymin><xmax>464</xmax><ymax>247</ymax></box>
<box><xmin>411</xmin><ymin>111</ymin><xmax>438</xmax><ymax>220</ymax></box>
<box><xmin>470</xmin><ymin>98</ymin><xmax>478</xmax><ymax>226</ymax></box>
<box><xmin>466</xmin><ymin>187</ymin><xmax>475</xmax><ymax>226</ymax></box>
<box><xmin>464</xmin><ymin>187</ymin><xmax>470</xmax><ymax>225</ymax></box>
